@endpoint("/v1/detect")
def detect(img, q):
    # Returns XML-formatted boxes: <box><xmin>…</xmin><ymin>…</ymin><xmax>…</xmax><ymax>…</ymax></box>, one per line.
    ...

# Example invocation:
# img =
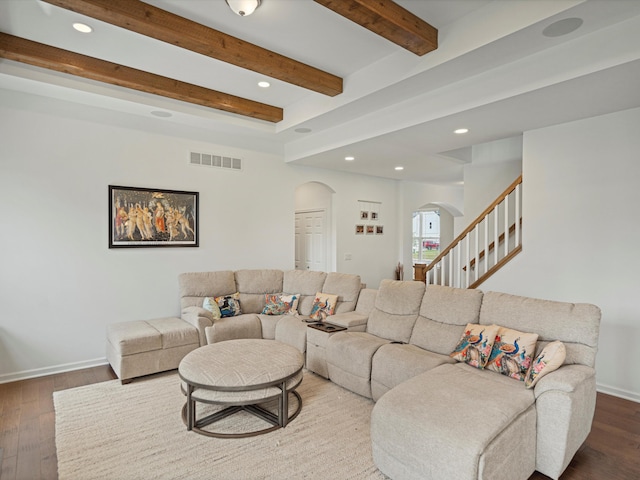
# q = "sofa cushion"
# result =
<box><xmin>107</xmin><ymin>320</ymin><xmax>162</xmax><ymax>355</ymax></box>
<box><xmin>261</xmin><ymin>293</ymin><xmax>299</xmax><ymax>316</ymax></box>
<box><xmin>283</xmin><ymin>270</ymin><xmax>327</xmax><ymax>316</ymax></box>
<box><xmin>309</xmin><ymin>292</ymin><xmax>338</xmax><ymax>321</ymax></box>
<box><xmin>486</xmin><ymin>326</ymin><xmax>538</xmax><ymax>381</ymax></box>
<box><xmin>235</xmin><ymin>269</ymin><xmax>283</xmax><ymax>314</ymax></box>
<box><xmin>450</xmin><ymin>323</ymin><xmax>499</xmax><ymax>368</ymax></box>
<box><xmin>366</xmin><ymin>280</ymin><xmax>425</xmax><ymax>343</ymax></box>
<box><xmin>525</xmin><ymin>340</ymin><xmax>566</xmax><ymax>388</ymax></box>
<box><xmin>370</xmin><ymin>343</ymin><xmax>455</xmax><ymax>401</ymax></box>
<box><xmin>326</xmin><ymin>331</ymin><xmax>389</xmax><ymax>398</ymax></box>
<box><xmin>179</xmin><ymin>271</ymin><xmax>236</xmax><ymax>310</ymax></box>
<box><xmin>479</xmin><ymin>291</ymin><xmax>601</xmax><ymax>367</ymax></box>
<box><xmin>371</xmin><ymin>362</ymin><xmax>536</xmax><ymax>480</ymax></box>
<box><xmin>322</xmin><ymin>272</ymin><xmax>362</xmax><ymax>313</ymax></box>
<box><xmin>410</xmin><ymin>285</ymin><xmax>484</xmax><ymax>355</ymax></box>
<box><xmin>204</xmin><ymin>314</ymin><xmax>262</xmax><ymax>344</ymax></box>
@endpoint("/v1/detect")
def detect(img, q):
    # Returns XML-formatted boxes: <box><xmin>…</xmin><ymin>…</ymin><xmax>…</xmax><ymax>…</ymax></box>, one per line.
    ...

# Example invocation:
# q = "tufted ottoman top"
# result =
<box><xmin>179</xmin><ymin>339</ymin><xmax>303</xmax><ymax>391</ymax></box>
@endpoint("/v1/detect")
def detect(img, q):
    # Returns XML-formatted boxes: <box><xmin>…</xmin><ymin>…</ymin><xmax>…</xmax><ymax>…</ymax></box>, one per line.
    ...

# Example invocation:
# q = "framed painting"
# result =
<box><xmin>109</xmin><ymin>185</ymin><xmax>199</xmax><ymax>248</ymax></box>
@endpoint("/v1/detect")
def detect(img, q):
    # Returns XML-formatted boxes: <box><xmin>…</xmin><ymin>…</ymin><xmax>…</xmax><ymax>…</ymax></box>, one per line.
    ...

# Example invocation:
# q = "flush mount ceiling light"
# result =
<box><xmin>226</xmin><ymin>0</ymin><xmax>261</xmax><ymax>16</ymax></box>
<box><xmin>395</xmin><ymin>166</ymin><xmax>404</xmax><ymax>171</ymax></box>
<box><xmin>542</xmin><ymin>18</ymin><xmax>583</xmax><ymax>38</ymax></box>
<box><xmin>345</xmin><ymin>156</ymin><xmax>355</xmax><ymax>161</ymax></box>
<box><xmin>454</xmin><ymin>128</ymin><xmax>469</xmax><ymax>134</ymax></box>
<box><xmin>150</xmin><ymin>110</ymin><xmax>172</xmax><ymax>118</ymax></box>
<box><xmin>258</xmin><ymin>81</ymin><xmax>270</xmax><ymax>88</ymax></box>
<box><xmin>72</xmin><ymin>22</ymin><xmax>93</xmax><ymax>33</ymax></box>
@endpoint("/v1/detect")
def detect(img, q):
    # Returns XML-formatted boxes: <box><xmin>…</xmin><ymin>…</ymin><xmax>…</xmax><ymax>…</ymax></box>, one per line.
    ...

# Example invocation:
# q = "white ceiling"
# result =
<box><xmin>2</xmin><ymin>0</ymin><xmax>640</xmax><ymax>184</ymax></box>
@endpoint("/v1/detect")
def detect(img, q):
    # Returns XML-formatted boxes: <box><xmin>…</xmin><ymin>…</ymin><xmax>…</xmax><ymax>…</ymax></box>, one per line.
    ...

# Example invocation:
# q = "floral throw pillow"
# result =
<box><xmin>261</xmin><ymin>294</ymin><xmax>300</xmax><ymax>315</ymax></box>
<box><xmin>214</xmin><ymin>292</ymin><xmax>242</xmax><ymax>318</ymax></box>
<box><xmin>450</xmin><ymin>323</ymin><xmax>499</xmax><ymax>369</ymax></box>
<box><xmin>202</xmin><ymin>297</ymin><xmax>222</xmax><ymax>320</ymax></box>
<box><xmin>525</xmin><ymin>341</ymin><xmax>566</xmax><ymax>388</ymax></box>
<box><xmin>309</xmin><ymin>292</ymin><xmax>338</xmax><ymax>322</ymax></box>
<box><xmin>485</xmin><ymin>327</ymin><xmax>539</xmax><ymax>381</ymax></box>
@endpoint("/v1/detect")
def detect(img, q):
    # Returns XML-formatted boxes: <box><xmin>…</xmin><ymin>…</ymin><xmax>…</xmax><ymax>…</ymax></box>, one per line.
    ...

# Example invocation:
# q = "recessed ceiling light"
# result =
<box><xmin>345</xmin><ymin>156</ymin><xmax>355</xmax><ymax>161</ymax></box>
<box><xmin>258</xmin><ymin>81</ymin><xmax>270</xmax><ymax>88</ymax></box>
<box><xmin>295</xmin><ymin>127</ymin><xmax>311</xmax><ymax>133</ymax></box>
<box><xmin>542</xmin><ymin>18</ymin><xmax>583</xmax><ymax>38</ymax></box>
<box><xmin>395</xmin><ymin>166</ymin><xmax>404</xmax><ymax>171</ymax></box>
<box><xmin>454</xmin><ymin>128</ymin><xmax>469</xmax><ymax>134</ymax></box>
<box><xmin>150</xmin><ymin>110</ymin><xmax>172</xmax><ymax>118</ymax></box>
<box><xmin>73</xmin><ymin>22</ymin><xmax>93</xmax><ymax>33</ymax></box>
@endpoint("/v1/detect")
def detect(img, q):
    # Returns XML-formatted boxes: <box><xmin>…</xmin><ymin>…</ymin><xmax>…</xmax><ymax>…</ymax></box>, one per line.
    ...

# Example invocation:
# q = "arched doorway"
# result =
<box><xmin>294</xmin><ymin>182</ymin><xmax>335</xmax><ymax>272</ymax></box>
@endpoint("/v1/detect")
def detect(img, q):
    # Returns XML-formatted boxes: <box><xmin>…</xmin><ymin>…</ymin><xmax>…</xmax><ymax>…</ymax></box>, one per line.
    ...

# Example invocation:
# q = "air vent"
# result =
<box><xmin>189</xmin><ymin>151</ymin><xmax>242</xmax><ymax>171</ymax></box>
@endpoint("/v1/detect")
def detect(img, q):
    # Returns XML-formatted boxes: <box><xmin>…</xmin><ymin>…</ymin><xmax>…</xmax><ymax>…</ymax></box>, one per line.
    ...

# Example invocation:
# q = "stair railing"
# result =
<box><xmin>424</xmin><ymin>175</ymin><xmax>522</xmax><ymax>289</ymax></box>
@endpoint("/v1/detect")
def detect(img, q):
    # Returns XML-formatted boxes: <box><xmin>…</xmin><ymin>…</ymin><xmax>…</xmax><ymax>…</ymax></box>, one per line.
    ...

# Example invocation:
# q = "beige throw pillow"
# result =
<box><xmin>525</xmin><ymin>341</ymin><xmax>566</xmax><ymax>388</ymax></box>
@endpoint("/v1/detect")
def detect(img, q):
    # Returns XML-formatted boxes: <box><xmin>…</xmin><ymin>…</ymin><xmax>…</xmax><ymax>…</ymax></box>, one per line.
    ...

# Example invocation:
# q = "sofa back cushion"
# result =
<box><xmin>479</xmin><ymin>291</ymin><xmax>601</xmax><ymax>367</ymax></box>
<box><xmin>179</xmin><ymin>271</ymin><xmax>236</xmax><ymax>310</ymax></box>
<box><xmin>283</xmin><ymin>270</ymin><xmax>328</xmax><ymax>316</ymax></box>
<box><xmin>367</xmin><ymin>280</ymin><xmax>425</xmax><ymax>343</ymax></box>
<box><xmin>410</xmin><ymin>285</ymin><xmax>484</xmax><ymax>355</ymax></box>
<box><xmin>355</xmin><ymin>288</ymin><xmax>377</xmax><ymax>316</ymax></box>
<box><xmin>235</xmin><ymin>269</ymin><xmax>284</xmax><ymax>314</ymax></box>
<box><xmin>322</xmin><ymin>272</ymin><xmax>362</xmax><ymax>314</ymax></box>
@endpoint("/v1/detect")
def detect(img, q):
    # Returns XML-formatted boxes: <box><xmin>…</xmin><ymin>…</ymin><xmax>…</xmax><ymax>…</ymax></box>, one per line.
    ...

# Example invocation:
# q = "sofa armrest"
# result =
<box><xmin>533</xmin><ymin>364</ymin><xmax>597</xmax><ymax>479</ymax></box>
<box><xmin>181</xmin><ymin>306</ymin><xmax>214</xmax><ymax>346</ymax></box>
<box><xmin>328</xmin><ymin>311</ymin><xmax>368</xmax><ymax>330</ymax></box>
<box><xmin>533</xmin><ymin>363</ymin><xmax>595</xmax><ymax>397</ymax></box>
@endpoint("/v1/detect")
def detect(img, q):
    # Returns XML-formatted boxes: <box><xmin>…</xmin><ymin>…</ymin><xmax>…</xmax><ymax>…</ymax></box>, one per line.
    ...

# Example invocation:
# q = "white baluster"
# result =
<box><xmin>515</xmin><ymin>184</ymin><xmax>521</xmax><ymax>247</ymax></box>
<box><xmin>504</xmin><ymin>194</ymin><xmax>509</xmax><ymax>257</ymax></box>
<box><xmin>494</xmin><ymin>205</ymin><xmax>499</xmax><ymax>266</ymax></box>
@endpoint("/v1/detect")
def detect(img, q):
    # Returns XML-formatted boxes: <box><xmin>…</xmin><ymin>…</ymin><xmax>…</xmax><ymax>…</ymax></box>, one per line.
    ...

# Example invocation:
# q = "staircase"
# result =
<box><xmin>422</xmin><ymin>175</ymin><xmax>522</xmax><ymax>289</ymax></box>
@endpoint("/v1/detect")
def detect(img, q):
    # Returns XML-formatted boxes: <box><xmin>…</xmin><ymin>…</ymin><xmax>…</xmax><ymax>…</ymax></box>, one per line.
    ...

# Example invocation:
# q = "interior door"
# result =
<box><xmin>295</xmin><ymin>210</ymin><xmax>326</xmax><ymax>271</ymax></box>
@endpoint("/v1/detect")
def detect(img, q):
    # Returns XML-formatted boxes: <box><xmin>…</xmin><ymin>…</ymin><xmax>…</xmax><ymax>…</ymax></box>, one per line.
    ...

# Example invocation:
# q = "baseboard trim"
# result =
<box><xmin>597</xmin><ymin>382</ymin><xmax>640</xmax><ymax>403</ymax></box>
<box><xmin>0</xmin><ymin>357</ymin><xmax>109</xmax><ymax>384</ymax></box>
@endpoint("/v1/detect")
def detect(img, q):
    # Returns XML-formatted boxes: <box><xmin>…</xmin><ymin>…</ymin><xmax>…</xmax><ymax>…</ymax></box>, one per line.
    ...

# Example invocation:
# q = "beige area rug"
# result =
<box><xmin>54</xmin><ymin>370</ymin><xmax>388</xmax><ymax>480</ymax></box>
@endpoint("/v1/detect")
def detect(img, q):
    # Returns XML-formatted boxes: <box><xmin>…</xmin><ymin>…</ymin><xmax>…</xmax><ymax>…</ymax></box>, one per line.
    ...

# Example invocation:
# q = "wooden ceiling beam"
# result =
<box><xmin>42</xmin><ymin>0</ymin><xmax>343</xmax><ymax>97</ymax></box>
<box><xmin>0</xmin><ymin>33</ymin><xmax>283</xmax><ymax>123</ymax></box>
<box><xmin>314</xmin><ymin>0</ymin><xmax>437</xmax><ymax>56</ymax></box>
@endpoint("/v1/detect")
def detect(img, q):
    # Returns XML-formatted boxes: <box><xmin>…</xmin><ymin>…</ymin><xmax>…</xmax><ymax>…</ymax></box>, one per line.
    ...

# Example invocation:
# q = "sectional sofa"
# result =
<box><xmin>106</xmin><ymin>269</ymin><xmax>601</xmax><ymax>480</ymax></box>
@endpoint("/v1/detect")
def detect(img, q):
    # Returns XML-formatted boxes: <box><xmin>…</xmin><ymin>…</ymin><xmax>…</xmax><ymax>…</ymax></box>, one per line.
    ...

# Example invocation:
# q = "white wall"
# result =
<box><xmin>0</xmin><ymin>95</ymin><xmax>400</xmax><ymax>381</ymax></box>
<box><xmin>482</xmin><ymin>107</ymin><xmax>640</xmax><ymax>401</ymax></box>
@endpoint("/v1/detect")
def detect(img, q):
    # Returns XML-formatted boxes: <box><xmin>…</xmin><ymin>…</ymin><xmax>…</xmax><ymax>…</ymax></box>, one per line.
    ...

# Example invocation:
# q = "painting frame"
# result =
<box><xmin>109</xmin><ymin>185</ymin><xmax>199</xmax><ymax>248</ymax></box>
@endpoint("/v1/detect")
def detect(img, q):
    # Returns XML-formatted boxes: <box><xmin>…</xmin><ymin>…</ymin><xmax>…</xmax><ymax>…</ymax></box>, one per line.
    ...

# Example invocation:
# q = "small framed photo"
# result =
<box><xmin>355</xmin><ymin>225</ymin><xmax>365</xmax><ymax>235</ymax></box>
<box><xmin>360</xmin><ymin>211</ymin><xmax>369</xmax><ymax>220</ymax></box>
<box><xmin>109</xmin><ymin>185</ymin><xmax>199</xmax><ymax>248</ymax></box>
<box><xmin>371</xmin><ymin>212</ymin><xmax>379</xmax><ymax>221</ymax></box>
<box><xmin>376</xmin><ymin>225</ymin><xmax>384</xmax><ymax>235</ymax></box>
<box><xmin>366</xmin><ymin>225</ymin><xmax>375</xmax><ymax>235</ymax></box>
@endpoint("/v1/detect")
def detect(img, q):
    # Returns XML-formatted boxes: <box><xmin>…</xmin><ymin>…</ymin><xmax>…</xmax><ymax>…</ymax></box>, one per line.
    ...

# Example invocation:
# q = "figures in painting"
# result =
<box><xmin>113</xmin><ymin>190</ymin><xmax>196</xmax><ymax>243</ymax></box>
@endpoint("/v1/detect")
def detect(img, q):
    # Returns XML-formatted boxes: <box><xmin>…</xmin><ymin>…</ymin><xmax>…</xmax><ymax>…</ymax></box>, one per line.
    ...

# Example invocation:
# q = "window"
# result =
<box><xmin>412</xmin><ymin>210</ymin><xmax>440</xmax><ymax>264</ymax></box>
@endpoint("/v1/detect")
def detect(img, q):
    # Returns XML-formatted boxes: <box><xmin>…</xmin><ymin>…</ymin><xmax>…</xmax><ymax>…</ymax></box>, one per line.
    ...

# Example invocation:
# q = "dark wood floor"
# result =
<box><xmin>0</xmin><ymin>365</ymin><xmax>638</xmax><ymax>480</ymax></box>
